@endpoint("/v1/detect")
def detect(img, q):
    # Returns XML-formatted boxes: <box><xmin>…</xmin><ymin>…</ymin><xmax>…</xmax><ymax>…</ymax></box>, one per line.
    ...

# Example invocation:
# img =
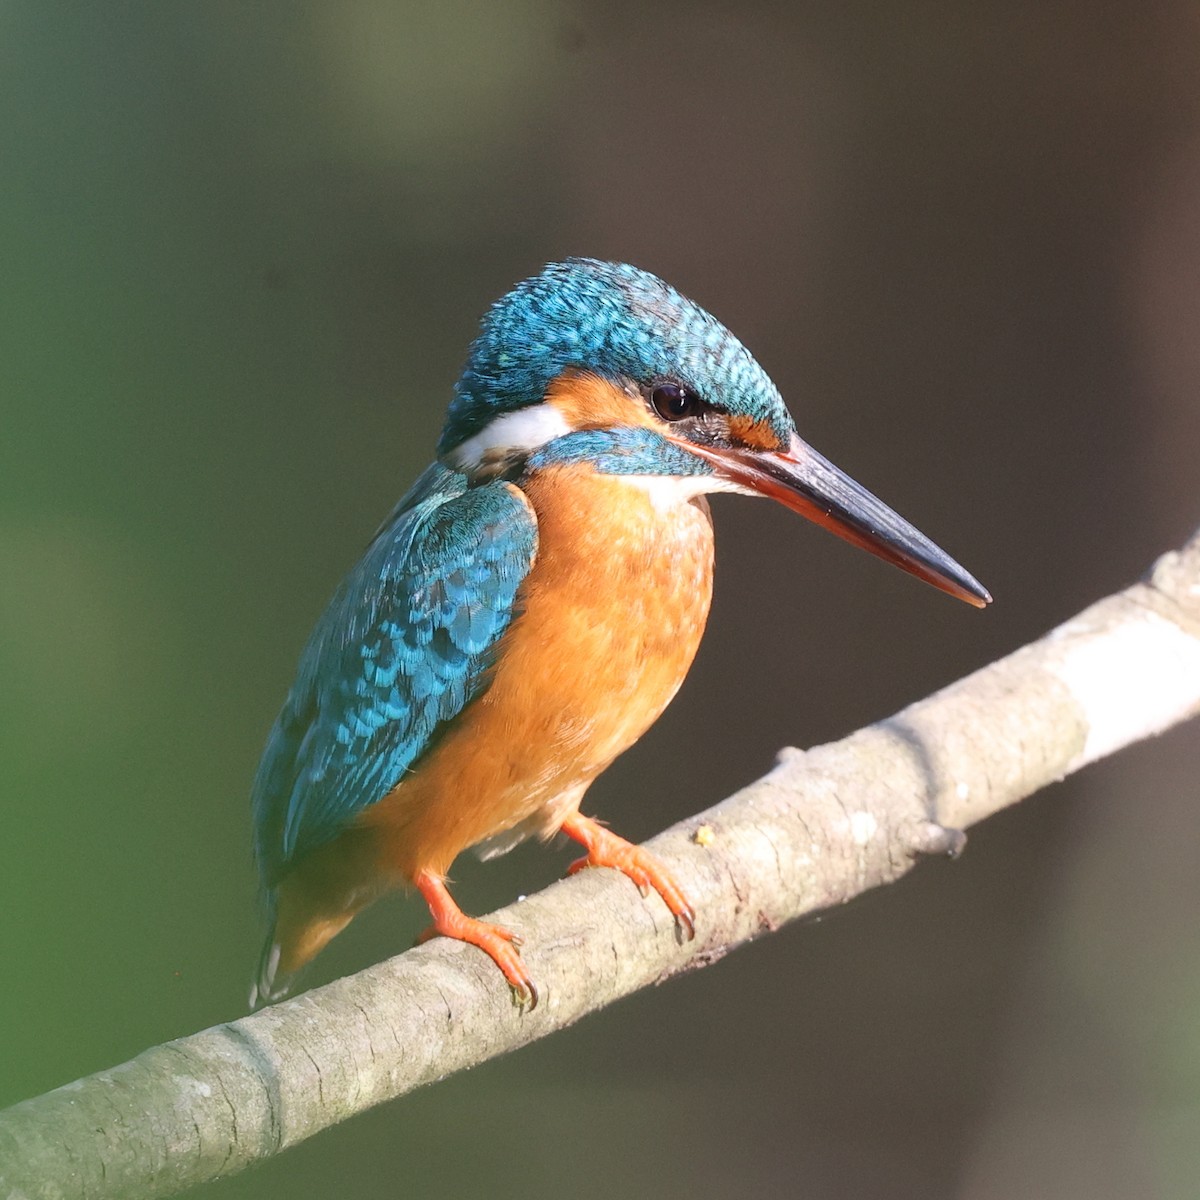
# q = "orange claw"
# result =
<box><xmin>560</xmin><ymin>812</ymin><xmax>696</xmax><ymax>940</ymax></box>
<box><xmin>414</xmin><ymin>871</ymin><xmax>538</xmax><ymax>1009</ymax></box>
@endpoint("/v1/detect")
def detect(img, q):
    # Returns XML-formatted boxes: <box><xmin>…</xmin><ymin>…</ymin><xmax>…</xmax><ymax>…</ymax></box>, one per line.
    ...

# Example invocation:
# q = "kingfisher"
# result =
<box><xmin>250</xmin><ymin>258</ymin><xmax>989</xmax><ymax>1009</ymax></box>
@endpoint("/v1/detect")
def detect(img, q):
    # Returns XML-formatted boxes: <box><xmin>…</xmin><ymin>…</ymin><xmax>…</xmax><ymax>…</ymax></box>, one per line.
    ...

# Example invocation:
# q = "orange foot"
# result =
<box><xmin>414</xmin><ymin>871</ymin><xmax>538</xmax><ymax>1010</ymax></box>
<box><xmin>560</xmin><ymin>812</ymin><xmax>696</xmax><ymax>941</ymax></box>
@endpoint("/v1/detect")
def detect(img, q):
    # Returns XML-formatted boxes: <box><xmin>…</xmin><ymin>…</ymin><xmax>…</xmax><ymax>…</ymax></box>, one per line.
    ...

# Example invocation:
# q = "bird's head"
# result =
<box><xmin>440</xmin><ymin>258</ymin><xmax>989</xmax><ymax>607</ymax></box>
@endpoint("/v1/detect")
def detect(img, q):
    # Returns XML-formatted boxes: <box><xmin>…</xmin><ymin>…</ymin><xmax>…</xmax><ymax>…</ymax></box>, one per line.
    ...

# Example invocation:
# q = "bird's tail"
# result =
<box><xmin>249</xmin><ymin>928</ymin><xmax>296</xmax><ymax>1009</ymax></box>
<box><xmin>249</xmin><ymin>889</ymin><xmax>299</xmax><ymax>1009</ymax></box>
<box><xmin>248</xmin><ymin>887</ymin><xmax>357</xmax><ymax>1009</ymax></box>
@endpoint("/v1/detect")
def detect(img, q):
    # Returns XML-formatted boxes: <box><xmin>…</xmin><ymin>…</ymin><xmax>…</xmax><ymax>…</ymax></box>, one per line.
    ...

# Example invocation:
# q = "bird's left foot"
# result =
<box><xmin>560</xmin><ymin>812</ymin><xmax>696</xmax><ymax>940</ymax></box>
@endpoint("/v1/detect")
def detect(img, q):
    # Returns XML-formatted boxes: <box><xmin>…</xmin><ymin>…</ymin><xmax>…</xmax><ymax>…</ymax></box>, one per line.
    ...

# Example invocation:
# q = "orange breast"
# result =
<box><xmin>362</xmin><ymin>463</ymin><xmax>716</xmax><ymax>880</ymax></box>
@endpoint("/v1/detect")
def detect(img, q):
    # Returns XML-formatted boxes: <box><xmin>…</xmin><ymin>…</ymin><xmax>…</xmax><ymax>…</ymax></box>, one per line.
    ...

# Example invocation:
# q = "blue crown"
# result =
<box><xmin>438</xmin><ymin>259</ymin><xmax>788</xmax><ymax>455</ymax></box>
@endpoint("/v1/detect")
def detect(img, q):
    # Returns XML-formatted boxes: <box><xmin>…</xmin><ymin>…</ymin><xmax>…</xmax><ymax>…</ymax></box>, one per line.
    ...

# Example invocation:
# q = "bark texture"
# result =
<box><xmin>2</xmin><ymin>530</ymin><xmax>1198</xmax><ymax>1200</ymax></box>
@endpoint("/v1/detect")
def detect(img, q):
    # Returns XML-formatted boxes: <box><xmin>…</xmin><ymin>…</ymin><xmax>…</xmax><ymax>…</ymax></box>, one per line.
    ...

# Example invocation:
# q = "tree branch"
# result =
<box><xmin>3</xmin><ymin>529</ymin><xmax>1200</xmax><ymax>1200</ymax></box>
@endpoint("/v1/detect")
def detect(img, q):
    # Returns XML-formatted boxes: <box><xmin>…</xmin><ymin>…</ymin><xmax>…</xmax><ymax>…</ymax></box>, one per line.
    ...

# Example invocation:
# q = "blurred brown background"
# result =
<box><xmin>3</xmin><ymin>2</ymin><xmax>1199</xmax><ymax>1197</ymax></box>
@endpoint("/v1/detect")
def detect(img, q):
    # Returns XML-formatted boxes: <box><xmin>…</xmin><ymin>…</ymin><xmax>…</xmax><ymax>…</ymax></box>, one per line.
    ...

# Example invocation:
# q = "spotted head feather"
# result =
<box><xmin>438</xmin><ymin>258</ymin><xmax>790</xmax><ymax>461</ymax></box>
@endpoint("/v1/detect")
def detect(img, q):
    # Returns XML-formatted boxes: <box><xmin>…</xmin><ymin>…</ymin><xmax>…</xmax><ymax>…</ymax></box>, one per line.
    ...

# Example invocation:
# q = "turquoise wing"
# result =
<box><xmin>251</xmin><ymin>465</ymin><xmax>538</xmax><ymax>889</ymax></box>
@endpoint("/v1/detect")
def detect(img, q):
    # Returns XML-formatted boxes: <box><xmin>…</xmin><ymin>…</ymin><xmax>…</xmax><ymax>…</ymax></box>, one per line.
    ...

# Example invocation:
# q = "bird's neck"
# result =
<box><xmin>519</xmin><ymin>460</ymin><xmax>715</xmax><ymax>567</ymax></box>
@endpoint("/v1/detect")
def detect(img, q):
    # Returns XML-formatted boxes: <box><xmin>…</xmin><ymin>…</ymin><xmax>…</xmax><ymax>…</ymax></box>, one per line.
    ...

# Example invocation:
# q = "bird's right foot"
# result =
<box><xmin>414</xmin><ymin>871</ymin><xmax>539</xmax><ymax>1009</ymax></box>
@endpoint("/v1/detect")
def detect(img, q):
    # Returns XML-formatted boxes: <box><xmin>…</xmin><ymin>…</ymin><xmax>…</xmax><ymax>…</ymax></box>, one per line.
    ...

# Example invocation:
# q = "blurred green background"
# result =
<box><xmin>3</xmin><ymin>2</ymin><xmax>1200</xmax><ymax>1197</ymax></box>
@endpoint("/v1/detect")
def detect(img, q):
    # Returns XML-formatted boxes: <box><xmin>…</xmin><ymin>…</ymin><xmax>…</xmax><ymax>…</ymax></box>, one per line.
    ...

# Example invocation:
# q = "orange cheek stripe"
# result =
<box><xmin>543</xmin><ymin>369</ymin><xmax>657</xmax><ymax>432</ymax></box>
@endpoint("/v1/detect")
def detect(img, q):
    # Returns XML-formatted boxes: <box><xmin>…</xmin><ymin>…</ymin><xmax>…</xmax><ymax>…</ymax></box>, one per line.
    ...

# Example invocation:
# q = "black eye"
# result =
<box><xmin>649</xmin><ymin>382</ymin><xmax>704</xmax><ymax>422</ymax></box>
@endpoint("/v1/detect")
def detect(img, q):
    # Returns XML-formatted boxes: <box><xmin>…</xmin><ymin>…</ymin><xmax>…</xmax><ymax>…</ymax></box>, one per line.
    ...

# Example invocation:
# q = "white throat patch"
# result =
<box><xmin>619</xmin><ymin>473</ymin><xmax>757</xmax><ymax>512</ymax></box>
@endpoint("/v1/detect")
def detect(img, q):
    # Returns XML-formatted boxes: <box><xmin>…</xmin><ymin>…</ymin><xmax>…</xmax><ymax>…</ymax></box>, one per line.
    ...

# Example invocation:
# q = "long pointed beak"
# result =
<box><xmin>685</xmin><ymin>433</ymin><xmax>991</xmax><ymax>608</ymax></box>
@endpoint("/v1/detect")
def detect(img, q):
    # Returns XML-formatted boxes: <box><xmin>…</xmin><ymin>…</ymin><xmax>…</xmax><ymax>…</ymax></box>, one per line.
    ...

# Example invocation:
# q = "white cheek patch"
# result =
<box><xmin>447</xmin><ymin>403</ymin><xmax>572</xmax><ymax>476</ymax></box>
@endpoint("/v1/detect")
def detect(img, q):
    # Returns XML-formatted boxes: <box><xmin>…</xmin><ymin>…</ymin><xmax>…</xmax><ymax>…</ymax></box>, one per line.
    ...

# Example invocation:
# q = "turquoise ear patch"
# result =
<box><xmin>525</xmin><ymin>427</ymin><xmax>714</xmax><ymax>477</ymax></box>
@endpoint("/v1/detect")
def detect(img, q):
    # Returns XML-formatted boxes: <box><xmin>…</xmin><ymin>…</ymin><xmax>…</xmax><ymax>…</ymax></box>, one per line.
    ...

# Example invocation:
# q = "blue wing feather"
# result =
<box><xmin>251</xmin><ymin>464</ymin><xmax>538</xmax><ymax>889</ymax></box>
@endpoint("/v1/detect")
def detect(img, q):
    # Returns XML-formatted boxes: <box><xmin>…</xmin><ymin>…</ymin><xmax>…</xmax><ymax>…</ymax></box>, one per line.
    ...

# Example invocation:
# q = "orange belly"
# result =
<box><xmin>360</xmin><ymin>463</ymin><xmax>716</xmax><ymax>879</ymax></box>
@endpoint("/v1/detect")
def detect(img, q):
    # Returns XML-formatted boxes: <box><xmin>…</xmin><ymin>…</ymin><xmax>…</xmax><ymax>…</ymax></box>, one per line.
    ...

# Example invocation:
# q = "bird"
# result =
<box><xmin>249</xmin><ymin>258</ymin><xmax>990</xmax><ymax>1009</ymax></box>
